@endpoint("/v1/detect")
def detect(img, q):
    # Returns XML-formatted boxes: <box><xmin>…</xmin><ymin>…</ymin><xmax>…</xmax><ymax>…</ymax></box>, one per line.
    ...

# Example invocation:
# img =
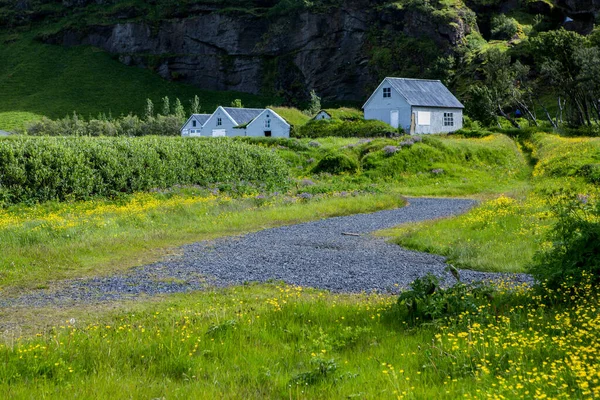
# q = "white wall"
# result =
<box><xmin>363</xmin><ymin>82</ymin><xmax>412</xmax><ymax>131</ymax></box>
<box><xmin>201</xmin><ymin>108</ymin><xmax>237</xmax><ymax>137</ymax></box>
<box><xmin>314</xmin><ymin>111</ymin><xmax>331</xmax><ymax>121</ymax></box>
<box><xmin>246</xmin><ymin>110</ymin><xmax>290</xmax><ymax>138</ymax></box>
<box><xmin>412</xmin><ymin>107</ymin><xmax>463</xmax><ymax>134</ymax></box>
<box><xmin>180</xmin><ymin>117</ymin><xmax>204</xmax><ymax>137</ymax></box>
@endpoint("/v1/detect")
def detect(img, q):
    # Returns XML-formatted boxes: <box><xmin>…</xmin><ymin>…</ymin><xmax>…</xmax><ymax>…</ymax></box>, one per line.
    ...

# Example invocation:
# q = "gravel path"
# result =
<box><xmin>0</xmin><ymin>197</ymin><xmax>531</xmax><ymax>308</ymax></box>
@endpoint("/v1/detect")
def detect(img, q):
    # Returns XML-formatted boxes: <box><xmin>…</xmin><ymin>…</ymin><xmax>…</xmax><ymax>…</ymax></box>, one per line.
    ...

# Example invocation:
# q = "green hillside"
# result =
<box><xmin>0</xmin><ymin>33</ymin><xmax>278</xmax><ymax>131</ymax></box>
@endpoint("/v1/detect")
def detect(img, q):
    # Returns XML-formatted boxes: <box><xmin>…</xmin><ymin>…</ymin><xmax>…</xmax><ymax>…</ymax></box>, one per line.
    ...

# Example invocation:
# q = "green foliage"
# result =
<box><xmin>304</xmin><ymin>90</ymin><xmax>322</xmax><ymax>116</ymax></box>
<box><xmin>490</xmin><ymin>15</ymin><xmax>519</xmax><ymax>40</ymax></box>
<box><xmin>230</xmin><ymin>99</ymin><xmax>244</xmax><ymax>108</ymax></box>
<box><xmin>24</xmin><ymin>113</ymin><xmax>184</xmax><ymax>136</ymax></box>
<box><xmin>396</xmin><ymin>273</ymin><xmax>498</xmax><ymax>326</ymax></box>
<box><xmin>530</xmin><ymin>197</ymin><xmax>600</xmax><ymax>291</ymax></box>
<box><xmin>297</xmin><ymin>119</ymin><xmax>396</xmax><ymax>138</ymax></box>
<box><xmin>312</xmin><ymin>152</ymin><xmax>359</xmax><ymax>175</ymax></box>
<box><xmin>0</xmin><ymin>137</ymin><xmax>291</xmax><ymax>205</ymax></box>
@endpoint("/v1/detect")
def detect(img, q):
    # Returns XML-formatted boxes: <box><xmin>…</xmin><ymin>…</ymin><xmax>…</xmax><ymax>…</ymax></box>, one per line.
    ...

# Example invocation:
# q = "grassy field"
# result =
<box><xmin>0</xmin><ymin>34</ymin><xmax>278</xmax><ymax>131</ymax></box>
<box><xmin>1</xmin><ymin>279</ymin><xmax>598</xmax><ymax>399</ymax></box>
<box><xmin>2</xmin><ymin>132</ymin><xmax>599</xmax><ymax>399</ymax></box>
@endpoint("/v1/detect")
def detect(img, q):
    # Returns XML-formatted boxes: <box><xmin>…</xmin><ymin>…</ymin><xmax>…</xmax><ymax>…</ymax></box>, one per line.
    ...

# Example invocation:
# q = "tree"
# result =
<box><xmin>161</xmin><ymin>96</ymin><xmax>171</xmax><ymax>116</ymax></box>
<box><xmin>477</xmin><ymin>49</ymin><xmax>522</xmax><ymax>128</ymax></box>
<box><xmin>305</xmin><ymin>90</ymin><xmax>321</xmax><ymax>116</ymax></box>
<box><xmin>230</xmin><ymin>99</ymin><xmax>244</xmax><ymax>108</ymax></box>
<box><xmin>531</xmin><ymin>29</ymin><xmax>593</xmax><ymax>127</ymax></box>
<box><xmin>189</xmin><ymin>95</ymin><xmax>200</xmax><ymax>114</ymax></box>
<box><xmin>173</xmin><ymin>98</ymin><xmax>185</xmax><ymax>120</ymax></box>
<box><xmin>145</xmin><ymin>98</ymin><xmax>154</xmax><ymax>121</ymax></box>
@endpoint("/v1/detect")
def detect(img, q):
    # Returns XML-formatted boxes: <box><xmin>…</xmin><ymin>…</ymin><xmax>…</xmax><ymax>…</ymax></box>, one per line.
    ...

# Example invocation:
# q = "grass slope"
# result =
<box><xmin>0</xmin><ymin>34</ymin><xmax>277</xmax><ymax>131</ymax></box>
<box><xmin>382</xmin><ymin>132</ymin><xmax>600</xmax><ymax>274</ymax></box>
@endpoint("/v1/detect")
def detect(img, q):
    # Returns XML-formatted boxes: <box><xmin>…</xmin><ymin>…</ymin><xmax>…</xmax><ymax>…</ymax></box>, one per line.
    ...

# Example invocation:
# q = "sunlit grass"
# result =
<box><xmin>1</xmin><ymin>279</ymin><xmax>598</xmax><ymax>399</ymax></box>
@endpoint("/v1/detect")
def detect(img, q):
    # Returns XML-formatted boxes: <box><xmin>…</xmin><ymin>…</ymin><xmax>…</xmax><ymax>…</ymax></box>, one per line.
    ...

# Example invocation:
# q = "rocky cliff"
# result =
<box><xmin>4</xmin><ymin>0</ymin><xmax>599</xmax><ymax>103</ymax></box>
<box><xmin>42</xmin><ymin>1</ymin><xmax>474</xmax><ymax>102</ymax></box>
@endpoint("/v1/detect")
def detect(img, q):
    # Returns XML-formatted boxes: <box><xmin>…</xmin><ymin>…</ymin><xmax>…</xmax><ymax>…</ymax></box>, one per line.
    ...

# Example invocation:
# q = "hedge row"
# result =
<box><xmin>0</xmin><ymin>137</ymin><xmax>291</xmax><ymax>205</ymax></box>
<box><xmin>25</xmin><ymin>115</ymin><xmax>182</xmax><ymax>137</ymax></box>
<box><xmin>295</xmin><ymin>120</ymin><xmax>398</xmax><ymax>138</ymax></box>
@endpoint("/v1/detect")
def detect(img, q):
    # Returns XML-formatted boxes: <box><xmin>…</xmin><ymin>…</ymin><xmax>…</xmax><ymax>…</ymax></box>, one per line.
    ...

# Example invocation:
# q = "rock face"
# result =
<box><xmin>556</xmin><ymin>0</ymin><xmax>600</xmax><ymax>33</ymax></box>
<box><xmin>46</xmin><ymin>2</ymin><xmax>472</xmax><ymax>102</ymax></box>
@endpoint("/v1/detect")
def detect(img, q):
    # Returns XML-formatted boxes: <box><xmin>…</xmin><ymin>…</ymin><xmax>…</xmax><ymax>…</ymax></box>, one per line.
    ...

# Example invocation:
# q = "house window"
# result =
<box><xmin>192</xmin><ymin>120</ymin><xmax>197</xmax><ymax>127</ymax></box>
<box><xmin>265</xmin><ymin>119</ymin><xmax>271</xmax><ymax>128</ymax></box>
<box><xmin>444</xmin><ymin>112</ymin><xmax>454</xmax><ymax>127</ymax></box>
<box><xmin>417</xmin><ymin>111</ymin><xmax>431</xmax><ymax>126</ymax></box>
<box><xmin>383</xmin><ymin>88</ymin><xmax>391</xmax><ymax>98</ymax></box>
<box><xmin>217</xmin><ymin>118</ymin><xmax>222</xmax><ymax>126</ymax></box>
<box><xmin>264</xmin><ymin>131</ymin><xmax>272</xmax><ymax>137</ymax></box>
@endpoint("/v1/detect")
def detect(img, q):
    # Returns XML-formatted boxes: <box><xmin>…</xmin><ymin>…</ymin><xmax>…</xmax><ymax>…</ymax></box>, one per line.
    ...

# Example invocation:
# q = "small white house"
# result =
<box><xmin>363</xmin><ymin>77</ymin><xmax>464</xmax><ymax>134</ymax></box>
<box><xmin>181</xmin><ymin>114</ymin><xmax>211</xmax><ymax>136</ymax></box>
<box><xmin>181</xmin><ymin>107</ymin><xmax>290</xmax><ymax>138</ymax></box>
<box><xmin>312</xmin><ymin>110</ymin><xmax>332</xmax><ymax>121</ymax></box>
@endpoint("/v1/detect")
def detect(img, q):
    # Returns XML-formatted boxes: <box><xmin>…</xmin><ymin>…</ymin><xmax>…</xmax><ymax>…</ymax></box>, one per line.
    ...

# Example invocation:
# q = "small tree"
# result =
<box><xmin>173</xmin><ymin>98</ymin><xmax>185</xmax><ymax>119</ymax></box>
<box><xmin>306</xmin><ymin>90</ymin><xmax>321</xmax><ymax>116</ymax></box>
<box><xmin>145</xmin><ymin>98</ymin><xmax>155</xmax><ymax>120</ymax></box>
<box><xmin>161</xmin><ymin>96</ymin><xmax>171</xmax><ymax>116</ymax></box>
<box><xmin>189</xmin><ymin>95</ymin><xmax>200</xmax><ymax>114</ymax></box>
<box><xmin>230</xmin><ymin>98</ymin><xmax>244</xmax><ymax>108</ymax></box>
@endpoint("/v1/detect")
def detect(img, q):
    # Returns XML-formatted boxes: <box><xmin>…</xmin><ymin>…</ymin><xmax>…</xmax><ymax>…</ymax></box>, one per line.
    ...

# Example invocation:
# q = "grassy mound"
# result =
<box><xmin>0</xmin><ymin>137</ymin><xmax>290</xmax><ymax>205</ymax></box>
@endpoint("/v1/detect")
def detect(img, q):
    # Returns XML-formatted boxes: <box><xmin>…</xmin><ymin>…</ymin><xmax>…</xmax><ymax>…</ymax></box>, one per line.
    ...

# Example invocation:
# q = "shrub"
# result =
<box><xmin>395</xmin><ymin>272</ymin><xmax>498</xmax><ymax>326</ymax></box>
<box><xmin>312</xmin><ymin>152</ymin><xmax>359</xmax><ymax>175</ymax></box>
<box><xmin>491</xmin><ymin>15</ymin><xmax>519</xmax><ymax>40</ymax></box>
<box><xmin>0</xmin><ymin>137</ymin><xmax>291</xmax><ymax>205</ymax></box>
<box><xmin>296</xmin><ymin>119</ymin><xmax>396</xmax><ymax>138</ymax></box>
<box><xmin>529</xmin><ymin>196</ymin><xmax>600</xmax><ymax>291</ymax></box>
<box><xmin>25</xmin><ymin>114</ymin><xmax>184</xmax><ymax>136</ymax></box>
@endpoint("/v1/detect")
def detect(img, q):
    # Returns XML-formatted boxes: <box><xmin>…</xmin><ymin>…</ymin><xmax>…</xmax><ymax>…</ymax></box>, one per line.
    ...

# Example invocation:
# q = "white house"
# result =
<box><xmin>363</xmin><ymin>77</ymin><xmax>464</xmax><ymax>134</ymax></box>
<box><xmin>181</xmin><ymin>107</ymin><xmax>290</xmax><ymax>138</ymax></box>
<box><xmin>181</xmin><ymin>114</ymin><xmax>211</xmax><ymax>136</ymax></box>
<box><xmin>312</xmin><ymin>110</ymin><xmax>332</xmax><ymax>121</ymax></box>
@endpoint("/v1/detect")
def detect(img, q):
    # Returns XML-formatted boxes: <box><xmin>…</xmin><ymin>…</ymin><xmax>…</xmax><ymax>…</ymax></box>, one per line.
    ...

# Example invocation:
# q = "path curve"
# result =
<box><xmin>0</xmin><ymin>198</ymin><xmax>531</xmax><ymax>307</ymax></box>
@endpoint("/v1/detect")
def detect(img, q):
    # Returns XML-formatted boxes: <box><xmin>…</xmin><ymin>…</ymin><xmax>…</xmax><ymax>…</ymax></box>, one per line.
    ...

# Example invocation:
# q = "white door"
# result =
<box><xmin>212</xmin><ymin>129</ymin><xmax>226</xmax><ymax>137</ymax></box>
<box><xmin>390</xmin><ymin>110</ymin><xmax>399</xmax><ymax>128</ymax></box>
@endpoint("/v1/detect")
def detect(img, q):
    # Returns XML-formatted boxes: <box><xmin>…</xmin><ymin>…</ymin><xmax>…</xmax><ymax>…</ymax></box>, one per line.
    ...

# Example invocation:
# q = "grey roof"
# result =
<box><xmin>386</xmin><ymin>78</ymin><xmax>464</xmax><ymax>109</ymax></box>
<box><xmin>192</xmin><ymin>114</ymin><xmax>211</xmax><ymax>125</ymax></box>
<box><xmin>223</xmin><ymin>107</ymin><xmax>264</xmax><ymax>125</ymax></box>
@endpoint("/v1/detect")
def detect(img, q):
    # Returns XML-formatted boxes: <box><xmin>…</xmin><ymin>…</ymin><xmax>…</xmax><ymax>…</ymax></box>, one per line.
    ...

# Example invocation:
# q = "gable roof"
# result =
<box><xmin>246</xmin><ymin>108</ymin><xmax>291</xmax><ymax>128</ymax></box>
<box><xmin>222</xmin><ymin>107</ymin><xmax>264</xmax><ymax>125</ymax></box>
<box><xmin>192</xmin><ymin>114</ymin><xmax>211</xmax><ymax>126</ymax></box>
<box><xmin>181</xmin><ymin>113</ymin><xmax>211</xmax><ymax>130</ymax></box>
<box><xmin>311</xmin><ymin>110</ymin><xmax>332</xmax><ymax>120</ymax></box>
<box><xmin>363</xmin><ymin>77</ymin><xmax>464</xmax><ymax>109</ymax></box>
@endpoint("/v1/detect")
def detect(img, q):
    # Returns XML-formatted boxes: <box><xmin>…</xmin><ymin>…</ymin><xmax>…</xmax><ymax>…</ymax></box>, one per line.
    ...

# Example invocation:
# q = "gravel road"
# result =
<box><xmin>0</xmin><ymin>197</ymin><xmax>531</xmax><ymax>307</ymax></box>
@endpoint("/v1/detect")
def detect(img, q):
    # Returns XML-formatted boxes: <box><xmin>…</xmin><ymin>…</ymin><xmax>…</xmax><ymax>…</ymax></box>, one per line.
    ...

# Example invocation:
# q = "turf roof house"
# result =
<box><xmin>363</xmin><ymin>77</ymin><xmax>464</xmax><ymax>134</ymax></box>
<box><xmin>181</xmin><ymin>107</ymin><xmax>290</xmax><ymax>138</ymax></box>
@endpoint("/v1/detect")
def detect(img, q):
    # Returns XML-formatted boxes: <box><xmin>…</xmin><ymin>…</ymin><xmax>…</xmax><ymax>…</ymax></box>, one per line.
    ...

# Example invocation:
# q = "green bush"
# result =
<box><xmin>490</xmin><ymin>15</ymin><xmax>519</xmax><ymax>40</ymax></box>
<box><xmin>312</xmin><ymin>152</ymin><xmax>359</xmax><ymax>175</ymax></box>
<box><xmin>25</xmin><ymin>114</ymin><xmax>184</xmax><ymax>137</ymax></box>
<box><xmin>296</xmin><ymin>120</ymin><xmax>396</xmax><ymax>138</ymax></box>
<box><xmin>395</xmin><ymin>272</ymin><xmax>500</xmax><ymax>327</ymax></box>
<box><xmin>0</xmin><ymin>137</ymin><xmax>291</xmax><ymax>205</ymax></box>
<box><xmin>529</xmin><ymin>197</ymin><xmax>600</xmax><ymax>291</ymax></box>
